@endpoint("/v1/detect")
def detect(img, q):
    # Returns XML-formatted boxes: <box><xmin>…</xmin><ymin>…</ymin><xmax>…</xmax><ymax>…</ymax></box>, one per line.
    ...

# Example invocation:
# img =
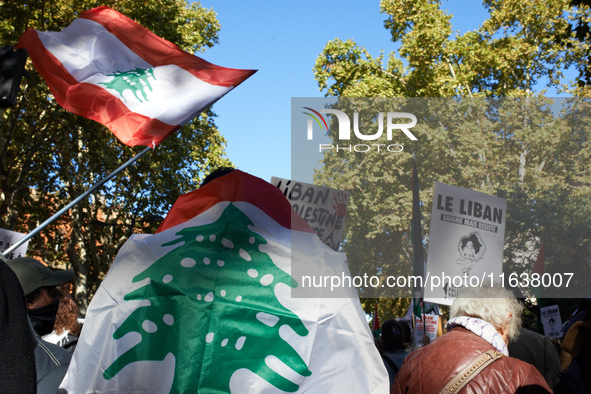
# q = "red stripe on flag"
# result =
<box><xmin>79</xmin><ymin>7</ymin><xmax>256</xmax><ymax>88</ymax></box>
<box><xmin>17</xmin><ymin>28</ymin><xmax>180</xmax><ymax>146</ymax></box>
<box><xmin>17</xmin><ymin>29</ymin><xmax>78</xmax><ymax>102</ymax></box>
<box><xmin>157</xmin><ymin>170</ymin><xmax>315</xmax><ymax>234</ymax></box>
<box><xmin>69</xmin><ymin>83</ymin><xmax>179</xmax><ymax>146</ymax></box>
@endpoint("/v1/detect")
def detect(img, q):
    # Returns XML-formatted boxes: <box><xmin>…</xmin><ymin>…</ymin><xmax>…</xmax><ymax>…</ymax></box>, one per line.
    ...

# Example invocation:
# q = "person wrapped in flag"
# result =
<box><xmin>60</xmin><ymin>169</ymin><xmax>388</xmax><ymax>393</ymax></box>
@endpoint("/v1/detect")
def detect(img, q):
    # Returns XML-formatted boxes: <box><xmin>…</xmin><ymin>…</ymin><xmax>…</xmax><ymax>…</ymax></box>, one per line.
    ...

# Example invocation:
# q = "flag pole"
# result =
<box><xmin>1</xmin><ymin>146</ymin><xmax>153</xmax><ymax>258</ymax></box>
<box><xmin>411</xmin><ymin>152</ymin><xmax>428</xmax><ymax>345</ymax></box>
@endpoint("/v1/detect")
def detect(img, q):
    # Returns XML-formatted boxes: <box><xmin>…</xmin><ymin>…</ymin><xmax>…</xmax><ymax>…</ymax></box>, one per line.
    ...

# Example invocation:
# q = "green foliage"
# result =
<box><xmin>313</xmin><ymin>0</ymin><xmax>591</xmax><ymax>305</ymax></box>
<box><xmin>362</xmin><ymin>298</ymin><xmax>411</xmax><ymax>323</ymax></box>
<box><xmin>0</xmin><ymin>0</ymin><xmax>231</xmax><ymax>313</ymax></box>
<box><xmin>314</xmin><ymin>0</ymin><xmax>591</xmax><ymax>97</ymax></box>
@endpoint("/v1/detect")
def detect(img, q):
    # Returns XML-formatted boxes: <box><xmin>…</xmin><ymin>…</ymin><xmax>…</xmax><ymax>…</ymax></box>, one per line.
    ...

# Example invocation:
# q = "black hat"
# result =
<box><xmin>7</xmin><ymin>257</ymin><xmax>74</xmax><ymax>296</ymax></box>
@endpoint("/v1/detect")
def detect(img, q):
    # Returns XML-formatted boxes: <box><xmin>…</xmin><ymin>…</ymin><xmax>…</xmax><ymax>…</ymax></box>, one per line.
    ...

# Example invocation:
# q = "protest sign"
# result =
<box><xmin>424</xmin><ymin>182</ymin><xmax>507</xmax><ymax>305</ymax></box>
<box><xmin>540</xmin><ymin>305</ymin><xmax>562</xmax><ymax>338</ymax></box>
<box><xmin>271</xmin><ymin>177</ymin><xmax>349</xmax><ymax>251</ymax></box>
<box><xmin>0</xmin><ymin>228</ymin><xmax>29</xmax><ymax>260</ymax></box>
<box><xmin>414</xmin><ymin>314</ymin><xmax>439</xmax><ymax>346</ymax></box>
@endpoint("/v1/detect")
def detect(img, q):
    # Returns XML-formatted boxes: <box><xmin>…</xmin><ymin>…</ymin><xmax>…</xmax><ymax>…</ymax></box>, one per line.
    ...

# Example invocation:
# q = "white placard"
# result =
<box><xmin>0</xmin><ymin>228</ymin><xmax>29</xmax><ymax>260</ymax></box>
<box><xmin>414</xmin><ymin>314</ymin><xmax>439</xmax><ymax>346</ymax></box>
<box><xmin>424</xmin><ymin>182</ymin><xmax>507</xmax><ymax>306</ymax></box>
<box><xmin>540</xmin><ymin>305</ymin><xmax>562</xmax><ymax>338</ymax></box>
<box><xmin>271</xmin><ymin>177</ymin><xmax>349</xmax><ymax>251</ymax></box>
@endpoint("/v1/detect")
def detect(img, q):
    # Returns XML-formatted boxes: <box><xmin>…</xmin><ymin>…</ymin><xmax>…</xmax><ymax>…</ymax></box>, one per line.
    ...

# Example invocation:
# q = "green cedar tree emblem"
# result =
<box><xmin>103</xmin><ymin>203</ymin><xmax>311</xmax><ymax>393</ymax></box>
<box><xmin>99</xmin><ymin>68</ymin><xmax>155</xmax><ymax>102</ymax></box>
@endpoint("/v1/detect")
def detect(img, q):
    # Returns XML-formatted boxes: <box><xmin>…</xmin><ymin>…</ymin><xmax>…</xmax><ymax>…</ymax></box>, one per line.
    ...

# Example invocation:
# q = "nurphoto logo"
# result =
<box><xmin>302</xmin><ymin>107</ymin><xmax>417</xmax><ymax>153</ymax></box>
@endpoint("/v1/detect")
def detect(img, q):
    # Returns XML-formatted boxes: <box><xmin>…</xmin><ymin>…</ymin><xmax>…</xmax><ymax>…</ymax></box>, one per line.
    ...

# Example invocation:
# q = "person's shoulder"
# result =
<box><xmin>36</xmin><ymin>338</ymin><xmax>71</xmax><ymax>369</ymax></box>
<box><xmin>501</xmin><ymin>356</ymin><xmax>552</xmax><ymax>393</ymax></box>
<box><xmin>35</xmin><ymin>338</ymin><xmax>71</xmax><ymax>393</ymax></box>
<box><xmin>501</xmin><ymin>355</ymin><xmax>538</xmax><ymax>371</ymax></box>
<box><xmin>519</xmin><ymin>327</ymin><xmax>549</xmax><ymax>343</ymax></box>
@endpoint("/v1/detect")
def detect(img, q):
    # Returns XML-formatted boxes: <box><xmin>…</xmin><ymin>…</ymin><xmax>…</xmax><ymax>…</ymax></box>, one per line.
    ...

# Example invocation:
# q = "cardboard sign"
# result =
<box><xmin>271</xmin><ymin>177</ymin><xmax>349</xmax><ymax>251</ymax></box>
<box><xmin>540</xmin><ymin>305</ymin><xmax>562</xmax><ymax>338</ymax></box>
<box><xmin>424</xmin><ymin>182</ymin><xmax>507</xmax><ymax>305</ymax></box>
<box><xmin>0</xmin><ymin>227</ymin><xmax>29</xmax><ymax>260</ymax></box>
<box><xmin>414</xmin><ymin>314</ymin><xmax>439</xmax><ymax>346</ymax></box>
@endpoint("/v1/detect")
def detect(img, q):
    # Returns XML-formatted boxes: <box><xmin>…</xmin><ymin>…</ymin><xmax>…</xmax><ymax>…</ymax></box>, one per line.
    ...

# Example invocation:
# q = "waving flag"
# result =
<box><xmin>60</xmin><ymin>170</ymin><xmax>388</xmax><ymax>393</ymax></box>
<box><xmin>17</xmin><ymin>7</ymin><xmax>256</xmax><ymax>147</ymax></box>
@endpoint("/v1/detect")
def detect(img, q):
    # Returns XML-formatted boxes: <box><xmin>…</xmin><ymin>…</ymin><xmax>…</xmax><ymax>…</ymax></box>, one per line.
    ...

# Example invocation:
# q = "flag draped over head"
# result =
<box><xmin>61</xmin><ymin>170</ymin><xmax>388</xmax><ymax>393</ymax></box>
<box><xmin>17</xmin><ymin>7</ymin><xmax>256</xmax><ymax>147</ymax></box>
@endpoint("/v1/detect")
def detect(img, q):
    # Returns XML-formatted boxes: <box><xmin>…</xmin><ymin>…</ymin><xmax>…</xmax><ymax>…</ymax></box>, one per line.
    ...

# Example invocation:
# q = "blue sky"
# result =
<box><xmin>196</xmin><ymin>1</ymin><xmax>490</xmax><ymax>183</ymax></box>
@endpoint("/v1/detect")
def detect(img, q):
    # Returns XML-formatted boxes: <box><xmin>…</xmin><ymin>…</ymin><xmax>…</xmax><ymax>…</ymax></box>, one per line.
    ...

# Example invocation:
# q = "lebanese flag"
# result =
<box><xmin>16</xmin><ymin>7</ymin><xmax>256</xmax><ymax>147</ymax></box>
<box><xmin>60</xmin><ymin>170</ymin><xmax>388</xmax><ymax>393</ymax></box>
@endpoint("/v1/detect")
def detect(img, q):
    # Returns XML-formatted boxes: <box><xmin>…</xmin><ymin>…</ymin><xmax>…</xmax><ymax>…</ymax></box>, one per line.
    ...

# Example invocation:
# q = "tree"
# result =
<box><xmin>313</xmin><ymin>0</ymin><xmax>591</xmax><ymax>316</ymax></box>
<box><xmin>0</xmin><ymin>0</ymin><xmax>232</xmax><ymax>314</ymax></box>
<box><xmin>567</xmin><ymin>0</ymin><xmax>591</xmax><ymax>88</ymax></box>
<box><xmin>315</xmin><ymin>0</ymin><xmax>590</xmax><ymax>97</ymax></box>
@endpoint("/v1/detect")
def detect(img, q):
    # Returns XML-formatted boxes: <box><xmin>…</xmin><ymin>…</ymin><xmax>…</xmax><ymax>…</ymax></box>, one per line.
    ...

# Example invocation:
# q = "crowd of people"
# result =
<box><xmin>1</xmin><ymin>169</ymin><xmax>590</xmax><ymax>393</ymax></box>
<box><xmin>4</xmin><ymin>253</ymin><xmax>589</xmax><ymax>393</ymax></box>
